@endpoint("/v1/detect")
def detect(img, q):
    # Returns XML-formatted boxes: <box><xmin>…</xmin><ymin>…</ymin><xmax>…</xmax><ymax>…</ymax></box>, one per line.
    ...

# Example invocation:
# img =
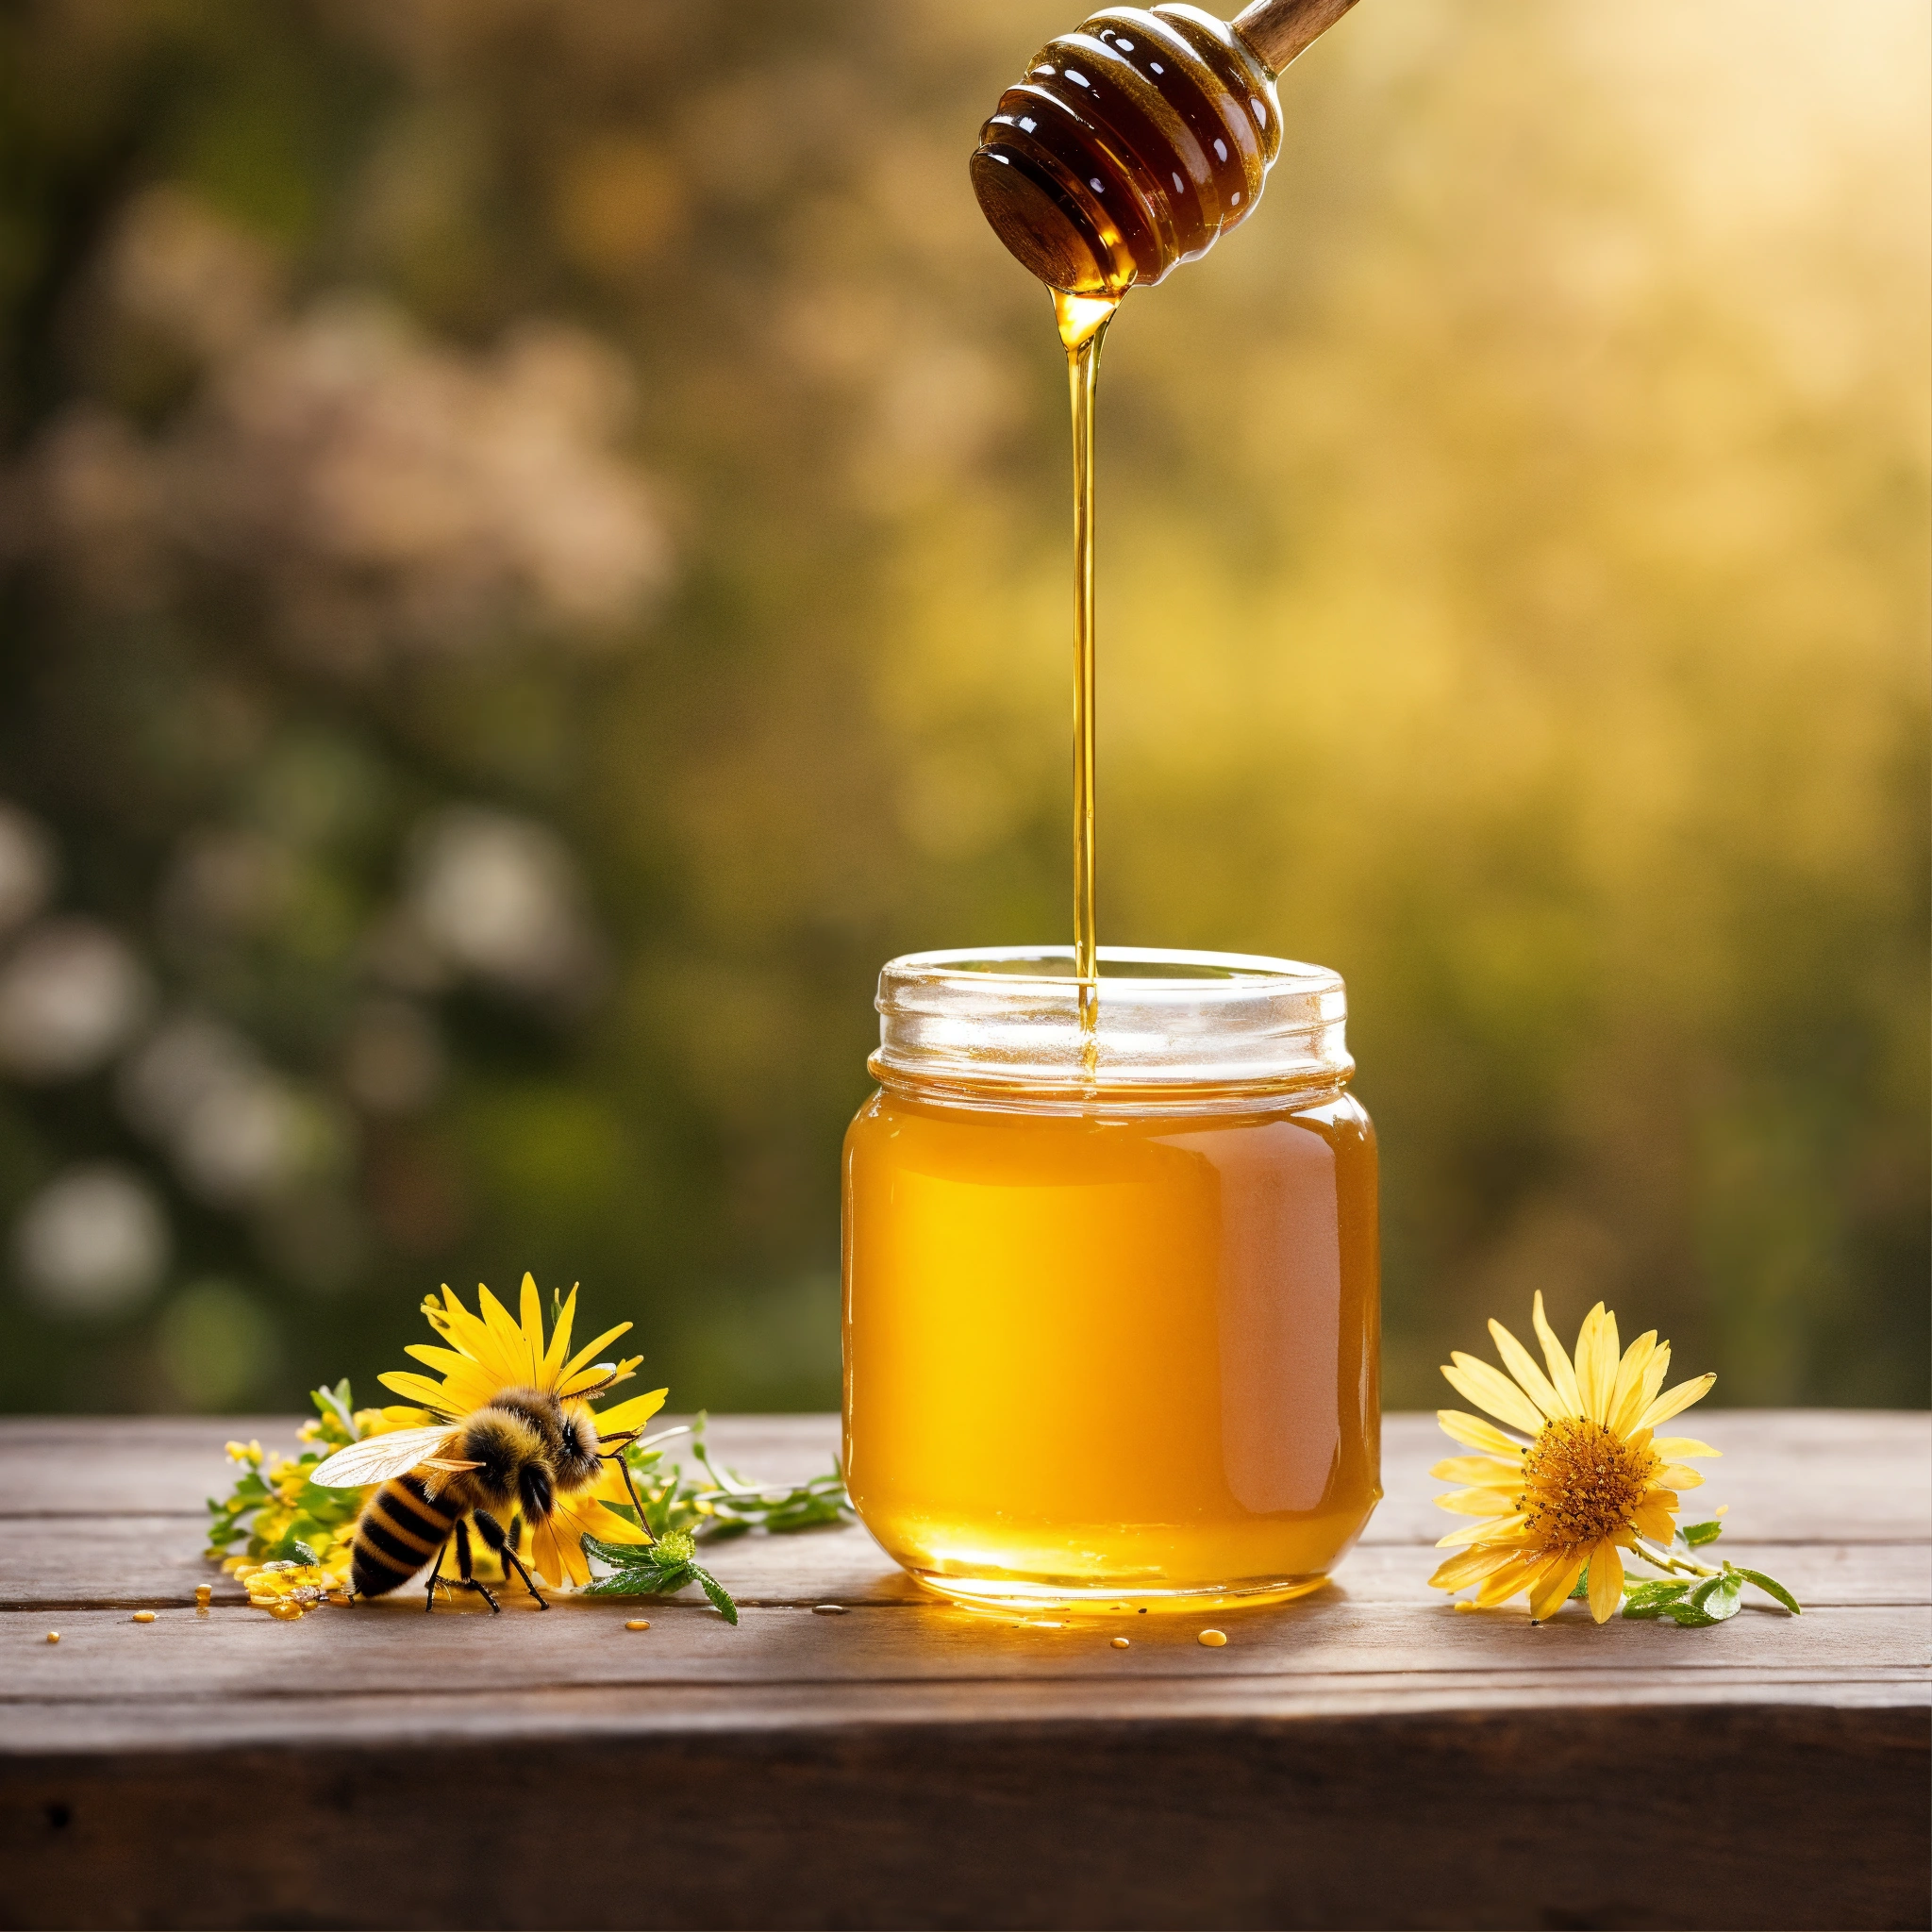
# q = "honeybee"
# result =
<box><xmin>312</xmin><ymin>1382</ymin><xmax>655</xmax><ymax>1612</ymax></box>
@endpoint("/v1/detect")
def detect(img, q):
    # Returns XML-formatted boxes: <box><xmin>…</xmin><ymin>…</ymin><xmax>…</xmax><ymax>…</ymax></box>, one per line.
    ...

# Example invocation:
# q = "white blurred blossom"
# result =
<box><xmin>0</xmin><ymin>806</ymin><xmax>56</xmax><ymax>939</ymax></box>
<box><xmin>0</xmin><ymin>919</ymin><xmax>153</xmax><ymax>1081</ymax></box>
<box><xmin>13</xmin><ymin>1164</ymin><xmax>171</xmax><ymax>1317</ymax></box>
<box><xmin>11</xmin><ymin>190</ymin><xmax>671</xmax><ymax>665</ymax></box>
<box><xmin>118</xmin><ymin>1014</ymin><xmax>348</xmax><ymax>1207</ymax></box>
<box><xmin>402</xmin><ymin>806</ymin><xmax>604</xmax><ymax>1002</ymax></box>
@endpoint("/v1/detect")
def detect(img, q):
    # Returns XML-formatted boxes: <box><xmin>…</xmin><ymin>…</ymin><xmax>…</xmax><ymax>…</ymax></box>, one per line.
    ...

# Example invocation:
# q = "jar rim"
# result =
<box><xmin>872</xmin><ymin>944</ymin><xmax>1351</xmax><ymax>1105</ymax></box>
<box><xmin>880</xmin><ymin>943</ymin><xmax>1341</xmax><ymax>992</ymax></box>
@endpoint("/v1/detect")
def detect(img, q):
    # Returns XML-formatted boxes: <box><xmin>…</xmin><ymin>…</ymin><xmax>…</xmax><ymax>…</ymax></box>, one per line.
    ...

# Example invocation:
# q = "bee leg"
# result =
<box><xmin>424</xmin><ymin>1538</ymin><xmax>450</xmax><ymax>1613</ymax></box>
<box><xmin>454</xmin><ymin>1518</ymin><xmax>500</xmax><ymax>1614</ymax></box>
<box><xmin>475</xmin><ymin>1509</ymin><xmax>547</xmax><ymax>1609</ymax></box>
<box><xmin>602</xmin><ymin>1444</ymin><xmax>657</xmax><ymax>1540</ymax></box>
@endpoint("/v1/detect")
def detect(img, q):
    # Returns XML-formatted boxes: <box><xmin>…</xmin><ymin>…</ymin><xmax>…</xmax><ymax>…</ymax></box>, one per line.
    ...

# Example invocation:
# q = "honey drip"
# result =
<box><xmin>1055</xmin><ymin>287</ymin><xmax>1120</xmax><ymax>1044</ymax></box>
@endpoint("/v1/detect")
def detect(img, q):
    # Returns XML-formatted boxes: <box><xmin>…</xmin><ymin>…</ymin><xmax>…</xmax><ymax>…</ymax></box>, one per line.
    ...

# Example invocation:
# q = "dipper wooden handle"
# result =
<box><xmin>1230</xmin><ymin>0</ymin><xmax>1361</xmax><ymax>75</ymax></box>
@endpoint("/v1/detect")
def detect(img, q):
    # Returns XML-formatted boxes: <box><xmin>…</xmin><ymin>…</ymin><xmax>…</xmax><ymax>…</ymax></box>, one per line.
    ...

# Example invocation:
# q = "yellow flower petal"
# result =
<box><xmin>1436</xmin><ymin>1486</ymin><xmax>1522</xmax><ymax>1516</ymax></box>
<box><xmin>586</xmin><ymin>1388</ymin><xmax>668</xmax><ymax>1437</ymax></box>
<box><xmin>1528</xmin><ymin>1548</ymin><xmax>1590</xmax><ymax>1621</ymax></box>
<box><xmin>1638</xmin><ymin>1341</ymin><xmax>1672</xmax><ymax>1415</ymax></box>
<box><xmin>1650</xmin><ymin>1438</ymin><xmax>1720</xmax><ymax>1459</ymax></box>
<box><xmin>541</xmin><ymin>1286</ymin><xmax>579</xmax><ymax>1384</ymax></box>
<box><xmin>1531</xmin><ymin>1291</ymin><xmax>1584</xmax><ymax>1414</ymax></box>
<box><xmin>376</xmin><ymin>1371</ymin><xmax>466</xmax><ymax>1418</ymax></box>
<box><xmin>558</xmin><ymin>1323</ymin><xmax>637</xmax><ymax>1391</ymax></box>
<box><xmin>1436</xmin><ymin>1513</ymin><xmax>1529</xmax><ymax>1548</ymax></box>
<box><xmin>1429</xmin><ymin>1456</ymin><xmax>1524</xmax><ymax>1486</ymax></box>
<box><xmin>1586</xmin><ymin>1539</ymin><xmax>1624</xmax><ymax>1623</ymax></box>
<box><xmin>1637</xmin><ymin>1373</ymin><xmax>1716</xmax><ymax>1431</ymax></box>
<box><xmin>1474</xmin><ymin>1552</ymin><xmax>1545</xmax><ymax>1607</ymax></box>
<box><xmin>402</xmin><ymin>1343</ymin><xmax>484</xmax><ymax>1377</ymax></box>
<box><xmin>572</xmin><ymin>1492</ymin><xmax>651</xmax><ymax>1546</ymax></box>
<box><xmin>1429</xmin><ymin>1544</ymin><xmax>1522</xmax><ymax>1591</ymax></box>
<box><xmin>1441</xmin><ymin>1356</ymin><xmax>1547</xmax><ymax>1437</ymax></box>
<box><xmin>1607</xmin><ymin>1332</ymin><xmax>1658</xmax><ymax>1436</ymax></box>
<box><xmin>1436</xmin><ymin>1409</ymin><xmax>1529</xmax><ymax>1456</ymax></box>
<box><xmin>1487</xmin><ymin>1319</ymin><xmax>1568</xmax><ymax>1420</ymax></box>
<box><xmin>562</xmin><ymin>1353</ymin><xmax>641</xmax><ymax>1398</ymax></box>
<box><xmin>475</xmin><ymin>1282</ymin><xmax>531</xmax><ymax>1377</ymax></box>
<box><xmin>518</xmin><ymin>1274</ymin><xmax>548</xmax><ymax>1377</ymax></box>
<box><xmin>1574</xmin><ymin>1304</ymin><xmax>1619</xmax><ymax>1424</ymax></box>
<box><xmin>1655</xmin><ymin>1463</ymin><xmax>1705</xmax><ymax>1491</ymax></box>
<box><xmin>1631</xmin><ymin>1497</ymin><xmax>1678</xmax><ymax>1541</ymax></box>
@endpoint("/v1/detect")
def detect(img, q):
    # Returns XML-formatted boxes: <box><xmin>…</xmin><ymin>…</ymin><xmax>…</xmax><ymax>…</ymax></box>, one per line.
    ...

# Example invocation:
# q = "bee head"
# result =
<box><xmin>554</xmin><ymin>1400</ymin><xmax>603</xmax><ymax>1493</ymax></box>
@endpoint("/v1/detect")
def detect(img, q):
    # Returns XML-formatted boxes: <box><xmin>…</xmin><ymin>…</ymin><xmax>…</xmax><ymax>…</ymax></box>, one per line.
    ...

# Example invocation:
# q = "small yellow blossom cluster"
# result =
<box><xmin>205</xmin><ymin>1382</ymin><xmax>432</xmax><ymax>1590</ymax></box>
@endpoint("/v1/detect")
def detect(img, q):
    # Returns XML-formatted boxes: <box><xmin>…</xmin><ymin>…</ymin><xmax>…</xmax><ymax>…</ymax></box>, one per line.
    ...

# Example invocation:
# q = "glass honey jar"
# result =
<box><xmin>842</xmin><ymin>946</ymin><xmax>1380</xmax><ymax>1612</ymax></box>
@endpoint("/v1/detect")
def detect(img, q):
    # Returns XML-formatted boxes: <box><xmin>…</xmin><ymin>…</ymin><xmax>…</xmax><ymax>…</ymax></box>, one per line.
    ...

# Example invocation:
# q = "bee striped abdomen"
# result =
<box><xmin>351</xmin><ymin>1472</ymin><xmax>458</xmax><ymax>1597</ymax></box>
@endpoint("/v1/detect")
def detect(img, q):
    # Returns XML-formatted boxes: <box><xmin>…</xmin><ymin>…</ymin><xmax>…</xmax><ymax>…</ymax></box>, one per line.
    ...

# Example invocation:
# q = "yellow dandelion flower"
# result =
<box><xmin>373</xmin><ymin>1274</ymin><xmax>667</xmax><ymax>1590</ymax></box>
<box><xmin>1426</xmin><ymin>1293</ymin><xmax>1720</xmax><ymax>1624</ymax></box>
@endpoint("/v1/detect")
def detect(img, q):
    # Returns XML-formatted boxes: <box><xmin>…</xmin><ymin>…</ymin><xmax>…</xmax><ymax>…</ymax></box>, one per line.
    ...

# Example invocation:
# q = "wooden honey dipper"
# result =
<box><xmin>971</xmin><ymin>0</ymin><xmax>1360</xmax><ymax>296</ymax></box>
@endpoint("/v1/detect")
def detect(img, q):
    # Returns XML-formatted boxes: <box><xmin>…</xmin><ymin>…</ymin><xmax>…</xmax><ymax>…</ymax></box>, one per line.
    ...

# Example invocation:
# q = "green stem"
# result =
<box><xmin>1629</xmin><ymin>1534</ymin><xmax>1723</xmax><ymax>1581</ymax></box>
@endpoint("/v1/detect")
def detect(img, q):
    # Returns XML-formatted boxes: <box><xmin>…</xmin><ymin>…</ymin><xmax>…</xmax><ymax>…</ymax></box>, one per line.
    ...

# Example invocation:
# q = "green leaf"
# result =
<box><xmin>1689</xmin><ymin>1572</ymin><xmax>1743</xmax><ymax>1623</ymax></box>
<box><xmin>1659</xmin><ymin>1599</ymin><xmax>1721</xmax><ymax>1626</ymax></box>
<box><xmin>1736</xmin><ymin>1568</ymin><xmax>1802</xmax><ymax>1615</ymax></box>
<box><xmin>1621</xmin><ymin>1579</ymin><xmax>1692</xmax><ymax>1617</ymax></box>
<box><xmin>312</xmin><ymin>1382</ymin><xmax>358</xmax><ymax>1437</ymax></box>
<box><xmin>291</xmin><ymin>1540</ymin><xmax>320</xmax><ymax>1566</ymax></box>
<box><xmin>1679</xmin><ymin>1520</ymin><xmax>1725</xmax><ymax>1547</ymax></box>
<box><xmin>1624</xmin><ymin>1577</ymin><xmax>1691</xmax><ymax>1599</ymax></box>
<box><xmin>1568</xmin><ymin>1567</ymin><xmax>1591</xmax><ymax>1601</ymax></box>
<box><xmin>581</xmin><ymin>1533</ymin><xmax>660</xmax><ymax>1570</ymax></box>
<box><xmin>584</xmin><ymin>1568</ymin><xmax>682</xmax><ymax>1597</ymax></box>
<box><xmin>691</xmin><ymin>1564</ymin><xmax>739</xmax><ymax>1625</ymax></box>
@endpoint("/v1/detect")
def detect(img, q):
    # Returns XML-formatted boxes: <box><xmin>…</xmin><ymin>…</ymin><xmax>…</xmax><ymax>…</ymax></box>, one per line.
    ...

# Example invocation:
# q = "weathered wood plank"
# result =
<box><xmin>4</xmin><ymin>1516</ymin><xmax>1924</xmax><ymax>1612</ymax></box>
<box><xmin>2</xmin><ymin>1705</ymin><xmax>1924</xmax><ymax>1930</ymax></box>
<box><xmin>5</xmin><ymin>1598</ymin><xmax>1924</xmax><ymax>1715</ymax></box>
<box><xmin>4</xmin><ymin>1411</ymin><xmax>1926</xmax><ymax>1540</ymax></box>
<box><xmin>5</xmin><ymin>1667</ymin><xmax>1926</xmax><ymax>1757</ymax></box>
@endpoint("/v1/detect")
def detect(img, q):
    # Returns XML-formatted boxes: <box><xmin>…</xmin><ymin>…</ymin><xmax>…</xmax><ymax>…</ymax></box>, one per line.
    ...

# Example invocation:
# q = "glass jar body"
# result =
<box><xmin>841</xmin><ymin>1072</ymin><xmax>1380</xmax><ymax>1612</ymax></box>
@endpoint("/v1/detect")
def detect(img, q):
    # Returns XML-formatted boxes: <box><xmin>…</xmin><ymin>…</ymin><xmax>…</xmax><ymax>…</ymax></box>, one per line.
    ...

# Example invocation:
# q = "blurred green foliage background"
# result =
<box><xmin>0</xmin><ymin>0</ymin><xmax>1924</xmax><ymax>1416</ymax></box>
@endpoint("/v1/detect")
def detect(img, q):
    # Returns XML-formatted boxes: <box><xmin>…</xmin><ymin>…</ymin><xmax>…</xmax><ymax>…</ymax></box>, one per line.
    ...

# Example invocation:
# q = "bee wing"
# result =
<box><xmin>309</xmin><ymin>1425</ymin><xmax>457</xmax><ymax>1488</ymax></box>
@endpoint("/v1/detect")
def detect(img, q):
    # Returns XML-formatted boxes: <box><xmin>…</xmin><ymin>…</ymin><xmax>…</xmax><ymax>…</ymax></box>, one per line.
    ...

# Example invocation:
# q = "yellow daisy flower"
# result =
<box><xmin>376</xmin><ymin>1274</ymin><xmax>669</xmax><ymax>1591</ymax></box>
<box><xmin>1426</xmin><ymin>1292</ymin><xmax>1720</xmax><ymax>1623</ymax></box>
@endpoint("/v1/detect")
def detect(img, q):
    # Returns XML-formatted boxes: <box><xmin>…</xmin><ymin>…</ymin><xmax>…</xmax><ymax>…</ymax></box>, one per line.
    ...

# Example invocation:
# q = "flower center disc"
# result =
<box><xmin>1517</xmin><ymin>1417</ymin><xmax>1656</xmax><ymax>1547</ymax></box>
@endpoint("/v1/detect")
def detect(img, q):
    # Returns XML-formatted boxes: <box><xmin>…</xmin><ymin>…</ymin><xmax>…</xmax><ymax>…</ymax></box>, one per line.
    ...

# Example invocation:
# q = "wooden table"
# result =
<box><xmin>1</xmin><ymin>1412</ymin><xmax>1925</xmax><ymax>1930</ymax></box>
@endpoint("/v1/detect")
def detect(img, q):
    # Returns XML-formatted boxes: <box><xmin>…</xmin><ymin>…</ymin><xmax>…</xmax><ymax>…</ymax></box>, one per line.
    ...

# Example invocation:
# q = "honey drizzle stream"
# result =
<box><xmin>1054</xmin><ymin>287</ymin><xmax>1121</xmax><ymax>1056</ymax></box>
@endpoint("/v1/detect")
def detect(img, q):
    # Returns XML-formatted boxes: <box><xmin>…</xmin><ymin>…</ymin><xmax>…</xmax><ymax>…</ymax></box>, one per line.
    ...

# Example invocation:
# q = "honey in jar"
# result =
<box><xmin>842</xmin><ymin>947</ymin><xmax>1379</xmax><ymax>1611</ymax></box>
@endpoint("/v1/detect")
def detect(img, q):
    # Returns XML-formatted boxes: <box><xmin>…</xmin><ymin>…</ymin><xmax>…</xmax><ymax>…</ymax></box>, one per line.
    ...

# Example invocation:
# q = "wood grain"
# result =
<box><xmin>0</xmin><ymin>1412</ymin><xmax>1924</xmax><ymax>1930</ymax></box>
<box><xmin>1232</xmin><ymin>0</ymin><xmax>1361</xmax><ymax>75</ymax></box>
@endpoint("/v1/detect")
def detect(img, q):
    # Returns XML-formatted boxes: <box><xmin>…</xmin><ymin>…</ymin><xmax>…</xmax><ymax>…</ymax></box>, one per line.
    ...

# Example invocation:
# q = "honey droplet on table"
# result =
<box><xmin>1197</xmin><ymin>1628</ymin><xmax>1227</xmax><ymax>1647</ymax></box>
<box><xmin>131</xmin><ymin>1610</ymin><xmax>157</xmax><ymax>1624</ymax></box>
<box><xmin>45</xmin><ymin>1632</ymin><xmax>59</xmax><ymax>1644</ymax></box>
<box><xmin>1110</xmin><ymin>1636</ymin><xmax>1130</xmax><ymax>1649</ymax></box>
<box><xmin>268</xmin><ymin>1602</ymin><xmax>304</xmax><ymax>1622</ymax></box>
<box><xmin>624</xmin><ymin>1619</ymin><xmax>651</xmax><ymax>1631</ymax></box>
